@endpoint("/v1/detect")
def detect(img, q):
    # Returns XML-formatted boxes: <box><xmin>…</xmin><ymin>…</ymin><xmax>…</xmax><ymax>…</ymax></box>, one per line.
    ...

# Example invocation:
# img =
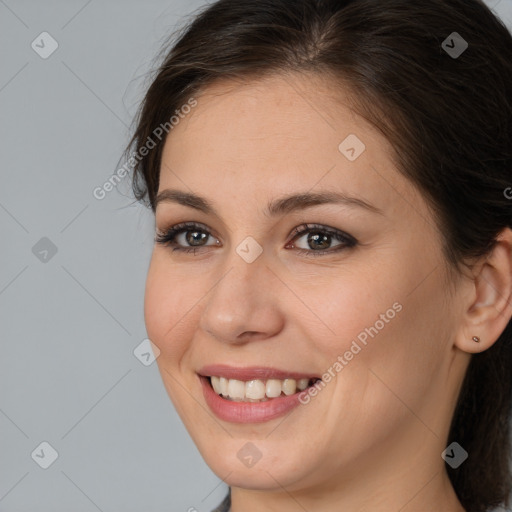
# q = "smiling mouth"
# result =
<box><xmin>207</xmin><ymin>376</ymin><xmax>322</xmax><ymax>402</ymax></box>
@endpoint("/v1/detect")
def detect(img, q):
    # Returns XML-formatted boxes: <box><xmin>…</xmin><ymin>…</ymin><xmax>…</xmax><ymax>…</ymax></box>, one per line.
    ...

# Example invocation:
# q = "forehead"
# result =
<box><xmin>166</xmin><ymin>73</ymin><xmax>368</xmax><ymax>157</ymax></box>
<box><xmin>158</xmin><ymin>73</ymin><xmax>426</xmax><ymax>223</ymax></box>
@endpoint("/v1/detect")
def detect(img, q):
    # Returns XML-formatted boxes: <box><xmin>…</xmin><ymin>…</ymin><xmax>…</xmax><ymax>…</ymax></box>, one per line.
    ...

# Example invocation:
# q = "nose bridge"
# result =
<box><xmin>214</xmin><ymin>233</ymin><xmax>269</xmax><ymax>301</ymax></box>
<box><xmin>198</xmin><ymin>240</ymin><xmax>283</xmax><ymax>343</ymax></box>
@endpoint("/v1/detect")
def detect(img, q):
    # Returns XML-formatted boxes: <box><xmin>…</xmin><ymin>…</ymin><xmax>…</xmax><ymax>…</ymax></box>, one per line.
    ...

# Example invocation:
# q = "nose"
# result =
<box><xmin>198</xmin><ymin>249</ymin><xmax>285</xmax><ymax>345</ymax></box>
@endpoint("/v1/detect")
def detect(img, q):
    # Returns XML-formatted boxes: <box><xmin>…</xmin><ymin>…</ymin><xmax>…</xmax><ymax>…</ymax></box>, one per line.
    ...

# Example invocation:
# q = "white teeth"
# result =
<box><xmin>282</xmin><ymin>378</ymin><xmax>296</xmax><ymax>396</ymax></box>
<box><xmin>219</xmin><ymin>377</ymin><xmax>229</xmax><ymax>396</ymax></box>
<box><xmin>209</xmin><ymin>376</ymin><xmax>316</xmax><ymax>401</ymax></box>
<box><xmin>211</xmin><ymin>376</ymin><xmax>222</xmax><ymax>394</ymax></box>
<box><xmin>245</xmin><ymin>380</ymin><xmax>266</xmax><ymax>400</ymax></box>
<box><xmin>297</xmin><ymin>378</ymin><xmax>309</xmax><ymax>391</ymax></box>
<box><xmin>227</xmin><ymin>379</ymin><xmax>245</xmax><ymax>399</ymax></box>
<box><xmin>265</xmin><ymin>379</ymin><xmax>282</xmax><ymax>398</ymax></box>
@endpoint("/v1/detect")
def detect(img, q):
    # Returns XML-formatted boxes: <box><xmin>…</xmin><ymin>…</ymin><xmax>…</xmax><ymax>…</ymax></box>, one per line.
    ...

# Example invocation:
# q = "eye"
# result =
<box><xmin>155</xmin><ymin>222</ymin><xmax>219</xmax><ymax>254</ymax></box>
<box><xmin>155</xmin><ymin>221</ymin><xmax>357</xmax><ymax>256</ymax></box>
<box><xmin>285</xmin><ymin>223</ymin><xmax>357</xmax><ymax>257</ymax></box>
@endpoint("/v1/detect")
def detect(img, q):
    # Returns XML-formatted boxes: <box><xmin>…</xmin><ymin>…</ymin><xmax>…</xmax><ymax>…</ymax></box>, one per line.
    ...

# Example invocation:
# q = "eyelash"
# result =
<box><xmin>154</xmin><ymin>222</ymin><xmax>357</xmax><ymax>257</ymax></box>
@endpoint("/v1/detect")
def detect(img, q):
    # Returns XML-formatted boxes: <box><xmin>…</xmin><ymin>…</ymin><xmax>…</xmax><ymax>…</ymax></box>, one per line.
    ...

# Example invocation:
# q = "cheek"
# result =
<box><xmin>143</xmin><ymin>253</ymin><xmax>195</xmax><ymax>360</ymax></box>
<box><xmin>329</xmin><ymin>271</ymin><xmax>450</xmax><ymax>420</ymax></box>
<box><xmin>308</xmin><ymin>255</ymin><xmax>446</xmax><ymax>392</ymax></box>
<box><xmin>294</xmin><ymin>268</ymin><xmax>398</xmax><ymax>356</ymax></box>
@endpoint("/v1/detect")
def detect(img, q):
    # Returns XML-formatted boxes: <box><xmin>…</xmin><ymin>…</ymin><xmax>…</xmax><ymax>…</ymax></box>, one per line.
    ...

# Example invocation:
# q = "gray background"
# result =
<box><xmin>1</xmin><ymin>1</ymin><xmax>511</xmax><ymax>511</ymax></box>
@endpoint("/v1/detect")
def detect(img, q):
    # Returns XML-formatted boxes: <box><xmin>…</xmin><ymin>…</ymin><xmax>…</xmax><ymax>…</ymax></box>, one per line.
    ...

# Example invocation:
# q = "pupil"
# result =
<box><xmin>308</xmin><ymin>232</ymin><xmax>330</xmax><ymax>250</ymax></box>
<box><xmin>187</xmin><ymin>230</ymin><xmax>207</xmax><ymax>246</ymax></box>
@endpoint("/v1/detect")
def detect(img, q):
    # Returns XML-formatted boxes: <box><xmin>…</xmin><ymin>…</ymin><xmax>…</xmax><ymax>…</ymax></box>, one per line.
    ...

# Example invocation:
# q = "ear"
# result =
<box><xmin>455</xmin><ymin>227</ymin><xmax>512</xmax><ymax>354</ymax></box>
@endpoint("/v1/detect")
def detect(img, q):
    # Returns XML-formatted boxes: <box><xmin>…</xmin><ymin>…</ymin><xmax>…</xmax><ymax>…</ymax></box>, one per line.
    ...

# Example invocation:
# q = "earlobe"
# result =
<box><xmin>455</xmin><ymin>227</ymin><xmax>512</xmax><ymax>354</ymax></box>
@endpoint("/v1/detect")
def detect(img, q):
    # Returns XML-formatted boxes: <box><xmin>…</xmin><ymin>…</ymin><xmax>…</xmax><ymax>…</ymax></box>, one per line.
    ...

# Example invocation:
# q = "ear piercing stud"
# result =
<box><xmin>472</xmin><ymin>336</ymin><xmax>480</xmax><ymax>343</ymax></box>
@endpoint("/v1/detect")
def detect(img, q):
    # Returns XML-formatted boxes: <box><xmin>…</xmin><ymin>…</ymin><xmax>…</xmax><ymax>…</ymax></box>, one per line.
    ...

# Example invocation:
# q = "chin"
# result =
<box><xmin>195</xmin><ymin>436</ymin><xmax>318</xmax><ymax>491</ymax></box>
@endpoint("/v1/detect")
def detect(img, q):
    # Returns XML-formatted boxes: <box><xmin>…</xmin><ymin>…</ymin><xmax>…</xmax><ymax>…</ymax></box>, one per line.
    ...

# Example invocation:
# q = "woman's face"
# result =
<box><xmin>145</xmin><ymin>74</ymin><xmax>467</xmax><ymax>495</ymax></box>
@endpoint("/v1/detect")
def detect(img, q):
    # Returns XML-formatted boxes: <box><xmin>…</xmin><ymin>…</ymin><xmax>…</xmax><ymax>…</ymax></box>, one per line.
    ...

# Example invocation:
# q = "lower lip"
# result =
<box><xmin>200</xmin><ymin>376</ymin><xmax>305</xmax><ymax>423</ymax></box>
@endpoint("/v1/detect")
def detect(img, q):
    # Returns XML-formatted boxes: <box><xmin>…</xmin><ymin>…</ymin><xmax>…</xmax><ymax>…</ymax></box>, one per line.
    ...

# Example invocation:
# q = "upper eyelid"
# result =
<box><xmin>289</xmin><ymin>223</ymin><xmax>355</xmax><ymax>241</ymax></box>
<box><xmin>158</xmin><ymin>221</ymin><xmax>220</xmax><ymax>240</ymax></box>
<box><xmin>156</xmin><ymin>221</ymin><xmax>355</xmax><ymax>245</ymax></box>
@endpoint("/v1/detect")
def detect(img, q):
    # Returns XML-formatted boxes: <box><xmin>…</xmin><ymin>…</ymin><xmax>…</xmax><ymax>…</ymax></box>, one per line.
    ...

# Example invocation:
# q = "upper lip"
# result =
<box><xmin>198</xmin><ymin>364</ymin><xmax>321</xmax><ymax>381</ymax></box>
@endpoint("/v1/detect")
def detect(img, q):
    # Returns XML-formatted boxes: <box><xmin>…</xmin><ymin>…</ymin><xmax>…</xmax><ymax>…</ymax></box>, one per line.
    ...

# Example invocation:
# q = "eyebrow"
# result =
<box><xmin>154</xmin><ymin>189</ymin><xmax>384</xmax><ymax>217</ymax></box>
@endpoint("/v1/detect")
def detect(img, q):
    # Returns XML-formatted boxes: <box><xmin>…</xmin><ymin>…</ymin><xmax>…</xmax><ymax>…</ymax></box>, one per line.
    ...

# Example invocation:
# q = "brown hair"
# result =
<box><xmin>126</xmin><ymin>1</ymin><xmax>512</xmax><ymax>510</ymax></box>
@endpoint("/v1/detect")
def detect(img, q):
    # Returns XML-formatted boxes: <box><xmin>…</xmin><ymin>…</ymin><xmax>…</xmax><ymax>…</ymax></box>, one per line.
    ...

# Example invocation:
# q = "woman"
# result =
<box><xmin>126</xmin><ymin>0</ymin><xmax>512</xmax><ymax>510</ymax></box>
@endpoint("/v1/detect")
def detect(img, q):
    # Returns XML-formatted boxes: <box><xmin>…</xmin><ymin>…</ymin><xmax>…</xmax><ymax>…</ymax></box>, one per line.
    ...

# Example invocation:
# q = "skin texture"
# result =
<box><xmin>144</xmin><ymin>73</ymin><xmax>512</xmax><ymax>512</ymax></box>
